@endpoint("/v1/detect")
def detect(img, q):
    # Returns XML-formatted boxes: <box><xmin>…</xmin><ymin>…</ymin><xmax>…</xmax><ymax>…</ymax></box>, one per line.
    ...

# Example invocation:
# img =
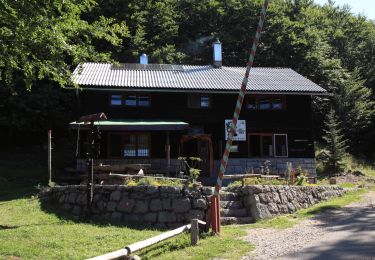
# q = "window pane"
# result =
<box><xmin>111</xmin><ymin>95</ymin><xmax>122</xmax><ymax>106</ymax></box>
<box><xmin>138</xmin><ymin>96</ymin><xmax>150</xmax><ymax>107</ymax></box>
<box><xmin>123</xmin><ymin>135</ymin><xmax>137</xmax><ymax>157</ymax></box>
<box><xmin>259</xmin><ymin>98</ymin><xmax>271</xmax><ymax>110</ymax></box>
<box><xmin>125</xmin><ymin>95</ymin><xmax>137</xmax><ymax>106</ymax></box>
<box><xmin>272</xmin><ymin>98</ymin><xmax>282</xmax><ymax>110</ymax></box>
<box><xmin>200</xmin><ymin>96</ymin><xmax>210</xmax><ymax>108</ymax></box>
<box><xmin>249</xmin><ymin>135</ymin><xmax>261</xmax><ymax>157</ymax></box>
<box><xmin>247</xmin><ymin>97</ymin><xmax>257</xmax><ymax>110</ymax></box>
<box><xmin>262</xmin><ymin>136</ymin><xmax>273</xmax><ymax>156</ymax></box>
<box><xmin>137</xmin><ymin>135</ymin><xmax>150</xmax><ymax>157</ymax></box>
<box><xmin>275</xmin><ymin>135</ymin><xmax>287</xmax><ymax>157</ymax></box>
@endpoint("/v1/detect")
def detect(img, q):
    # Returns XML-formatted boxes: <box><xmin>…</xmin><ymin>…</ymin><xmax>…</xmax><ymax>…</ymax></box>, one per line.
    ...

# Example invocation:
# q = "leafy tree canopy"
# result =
<box><xmin>0</xmin><ymin>0</ymin><xmax>128</xmax><ymax>90</ymax></box>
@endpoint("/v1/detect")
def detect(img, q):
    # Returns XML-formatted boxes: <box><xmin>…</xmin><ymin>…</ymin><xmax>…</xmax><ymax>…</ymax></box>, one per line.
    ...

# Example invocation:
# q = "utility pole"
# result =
<box><xmin>48</xmin><ymin>129</ymin><xmax>52</xmax><ymax>185</ymax></box>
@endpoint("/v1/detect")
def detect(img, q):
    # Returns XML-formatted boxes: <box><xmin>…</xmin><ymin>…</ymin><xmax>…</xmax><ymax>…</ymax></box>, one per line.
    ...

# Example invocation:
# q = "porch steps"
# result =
<box><xmin>219</xmin><ymin>191</ymin><xmax>254</xmax><ymax>225</ymax></box>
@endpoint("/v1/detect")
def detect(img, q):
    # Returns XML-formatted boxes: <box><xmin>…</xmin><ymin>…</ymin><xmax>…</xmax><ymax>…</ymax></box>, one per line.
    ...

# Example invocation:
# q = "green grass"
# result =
<box><xmin>0</xmin><ymin>197</ymin><xmax>162</xmax><ymax>260</ymax></box>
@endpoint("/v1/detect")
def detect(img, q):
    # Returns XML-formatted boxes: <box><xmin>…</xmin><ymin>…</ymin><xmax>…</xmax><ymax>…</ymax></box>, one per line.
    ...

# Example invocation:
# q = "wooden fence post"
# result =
<box><xmin>191</xmin><ymin>219</ymin><xmax>199</xmax><ymax>246</ymax></box>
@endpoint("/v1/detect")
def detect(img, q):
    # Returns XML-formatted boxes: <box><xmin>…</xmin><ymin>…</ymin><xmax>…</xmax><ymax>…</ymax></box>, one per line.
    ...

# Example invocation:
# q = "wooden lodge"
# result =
<box><xmin>70</xmin><ymin>41</ymin><xmax>326</xmax><ymax>182</ymax></box>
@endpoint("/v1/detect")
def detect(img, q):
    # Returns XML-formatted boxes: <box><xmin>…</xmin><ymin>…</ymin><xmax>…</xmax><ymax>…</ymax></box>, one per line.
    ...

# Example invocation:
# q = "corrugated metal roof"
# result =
<box><xmin>72</xmin><ymin>62</ymin><xmax>326</xmax><ymax>94</ymax></box>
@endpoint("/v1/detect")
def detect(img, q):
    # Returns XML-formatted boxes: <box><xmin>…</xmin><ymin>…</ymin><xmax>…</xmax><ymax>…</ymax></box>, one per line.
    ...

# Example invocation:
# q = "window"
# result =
<box><xmin>200</xmin><ymin>96</ymin><xmax>211</xmax><ymax>108</ymax></box>
<box><xmin>247</xmin><ymin>97</ymin><xmax>257</xmax><ymax>110</ymax></box>
<box><xmin>247</xmin><ymin>96</ymin><xmax>286</xmax><ymax>110</ymax></box>
<box><xmin>125</xmin><ymin>95</ymin><xmax>137</xmax><ymax>106</ymax></box>
<box><xmin>274</xmin><ymin>134</ymin><xmax>288</xmax><ymax>157</ymax></box>
<box><xmin>259</xmin><ymin>97</ymin><xmax>271</xmax><ymax>110</ymax></box>
<box><xmin>249</xmin><ymin>133</ymin><xmax>288</xmax><ymax>157</ymax></box>
<box><xmin>110</xmin><ymin>95</ymin><xmax>122</xmax><ymax>106</ymax></box>
<box><xmin>249</xmin><ymin>134</ymin><xmax>273</xmax><ymax>157</ymax></box>
<box><xmin>109</xmin><ymin>133</ymin><xmax>150</xmax><ymax>158</ymax></box>
<box><xmin>109</xmin><ymin>94</ymin><xmax>151</xmax><ymax>107</ymax></box>
<box><xmin>138</xmin><ymin>96</ymin><xmax>151</xmax><ymax>107</ymax></box>
<box><xmin>188</xmin><ymin>94</ymin><xmax>211</xmax><ymax>108</ymax></box>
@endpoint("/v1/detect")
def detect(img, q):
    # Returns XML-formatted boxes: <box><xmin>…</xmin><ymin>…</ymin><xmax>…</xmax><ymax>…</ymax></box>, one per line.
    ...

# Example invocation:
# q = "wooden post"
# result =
<box><xmin>48</xmin><ymin>130</ymin><xmax>52</xmax><ymax>184</ymax></box>
<box><xmin>211</xmin><ymin>195</ymin><xmax>221</xmax><ymax>235</ymax></box>
<box><xmin>166</xmin><ymin>131</ymin><xmax>170</xmax><ymax>171</ymax></box>
<box><xmin>191</xmin><ymin>219</ymin><xmax>199</xmax><ymax>246</ymax></box>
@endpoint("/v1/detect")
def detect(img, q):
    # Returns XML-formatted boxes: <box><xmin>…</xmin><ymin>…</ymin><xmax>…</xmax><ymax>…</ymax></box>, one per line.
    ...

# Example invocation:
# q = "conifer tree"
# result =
<box><xmin>322</xmin><ymin>108</ymin><xmax>348</xmax><ymax>172</ymax></box>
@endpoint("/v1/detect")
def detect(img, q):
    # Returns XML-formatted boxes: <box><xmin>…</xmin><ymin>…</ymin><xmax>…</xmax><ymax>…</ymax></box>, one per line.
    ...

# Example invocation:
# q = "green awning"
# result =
<box><xmin>69</xmin><ymin>119</ymin><xmax>189</xmax><ymax>131</ymax></box>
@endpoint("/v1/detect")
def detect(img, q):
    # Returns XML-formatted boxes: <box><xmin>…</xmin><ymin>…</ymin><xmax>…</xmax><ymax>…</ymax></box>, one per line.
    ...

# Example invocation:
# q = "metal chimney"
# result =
<box><xmin>140</xmin><ymin>53</ymin><xmax>148</xmax><ymax>65</ymax></box>
<box><xmin>212</xmin><ymin>39</ymin><xmax>222</xmax><ymax>68</ymax></box>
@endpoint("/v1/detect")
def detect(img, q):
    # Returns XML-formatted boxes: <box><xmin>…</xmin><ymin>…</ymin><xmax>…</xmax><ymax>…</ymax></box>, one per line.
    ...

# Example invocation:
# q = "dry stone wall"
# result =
<box><xmin>240</xmin><ymin>185</ymin><xmax>346</xmax><ymax>220</ymax></box>
<box><xmin>45</xmin><ymin>185</ymin><xmax>213</xmax><ymax>228</ymax></box>
<box><xmin>43</xmin><ymin>184</ymin><xmax>346</xmax><ymax>226</ymax></box>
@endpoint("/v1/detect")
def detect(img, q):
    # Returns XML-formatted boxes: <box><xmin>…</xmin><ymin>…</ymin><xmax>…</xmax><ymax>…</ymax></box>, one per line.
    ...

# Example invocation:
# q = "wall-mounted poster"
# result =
<box><xmin>225</xmin><ymin>120</ymin><xmax>246</xmax><ymax>141</ymax></box>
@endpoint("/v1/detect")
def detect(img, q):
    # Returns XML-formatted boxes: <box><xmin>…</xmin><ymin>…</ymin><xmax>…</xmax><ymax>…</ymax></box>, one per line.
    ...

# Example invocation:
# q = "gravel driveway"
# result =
<box><xmin>242</xmin><ymin>191</ymin><xmax>375</xmax><ymax>260</ymax></box>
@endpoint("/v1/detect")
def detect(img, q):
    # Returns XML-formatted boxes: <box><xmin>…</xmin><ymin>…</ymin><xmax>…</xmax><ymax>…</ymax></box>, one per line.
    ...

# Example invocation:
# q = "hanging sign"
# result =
<box><xmin>225</xmin><ymin>120</ymin><xmax>246</xmax><ymax>141</ymax></box>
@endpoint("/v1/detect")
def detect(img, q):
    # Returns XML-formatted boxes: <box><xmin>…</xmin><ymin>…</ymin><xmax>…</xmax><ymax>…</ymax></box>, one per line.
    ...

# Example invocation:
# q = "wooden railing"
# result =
<box><xmin>86</xmin><ymin>219</ymin><xmax>206</xmax><ymax>260</ymax></box>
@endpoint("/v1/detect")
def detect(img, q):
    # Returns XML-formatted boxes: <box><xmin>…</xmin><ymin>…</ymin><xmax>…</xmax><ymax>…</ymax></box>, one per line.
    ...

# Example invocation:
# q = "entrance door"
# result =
<box><xmin>197</xmin><ymin>140</ymin><xmax>209</xmax><ymax>177</ymax></box>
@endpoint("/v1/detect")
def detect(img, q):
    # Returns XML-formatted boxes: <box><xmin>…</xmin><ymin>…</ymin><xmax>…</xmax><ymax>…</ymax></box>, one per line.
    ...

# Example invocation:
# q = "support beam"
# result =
<box><xmin>166</xmin><ymin>131</ymin><xmax>170</xmax><ymax>170</ymax></box>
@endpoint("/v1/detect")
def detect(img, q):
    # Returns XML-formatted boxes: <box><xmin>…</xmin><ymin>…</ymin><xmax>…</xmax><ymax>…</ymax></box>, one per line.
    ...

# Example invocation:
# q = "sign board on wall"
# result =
<box><xmin>225</xmin><ymin>120</ymin><xmax>246</xmax><ymax>141</ymax></box>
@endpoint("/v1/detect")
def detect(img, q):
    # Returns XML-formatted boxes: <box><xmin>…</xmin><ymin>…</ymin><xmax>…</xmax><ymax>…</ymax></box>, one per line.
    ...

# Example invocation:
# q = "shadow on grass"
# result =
<box><xmin>39</xmin><ymin>199</ymin><xmax>164</xmax><ymax>231</ymax></box>
<box><xmin>302</xmin><ymin>204</ymin><xmax>341</xmax><ymax>216</ymax></box>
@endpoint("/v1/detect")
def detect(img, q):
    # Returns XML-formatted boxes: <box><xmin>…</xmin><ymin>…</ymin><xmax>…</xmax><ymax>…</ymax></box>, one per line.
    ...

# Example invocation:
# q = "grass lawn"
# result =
<box><xmin>0</xmin><ymin>149</ymin><xmax>372</xmax><ymax>260</ymax></box>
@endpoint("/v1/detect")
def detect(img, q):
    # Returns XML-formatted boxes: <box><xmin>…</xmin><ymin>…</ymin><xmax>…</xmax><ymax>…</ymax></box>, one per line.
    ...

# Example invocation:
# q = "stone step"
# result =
<box><xmin>220</xmin><ymin>200</ymin><xmax>243</xmax><ymax>209</ymax></box>
<box><xmin>220</xmin><ymin>208</ymin><xmax>248</xmax><ymax>217</ymax></box>
<box><xmin>220</xmin><ymin>216</ymin><xmax>254</xmax><ymax>225</ymax></box>
<box><xmin>219</xmin><ymin>192</ymin><xmax>240</xmax><ymax>201</ymax></box>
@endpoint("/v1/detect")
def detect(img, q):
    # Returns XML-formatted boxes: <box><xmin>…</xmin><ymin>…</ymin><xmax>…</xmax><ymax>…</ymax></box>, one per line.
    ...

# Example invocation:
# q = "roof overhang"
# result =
<box><xmin>69</xmin><ymin>119</ymin><xmax>189</xmax><ymax>131</ymax></box>
<box><xmin>67</xmin><ymin>86</ymin><xmax>328</xmax><ymax>96</ymax></box>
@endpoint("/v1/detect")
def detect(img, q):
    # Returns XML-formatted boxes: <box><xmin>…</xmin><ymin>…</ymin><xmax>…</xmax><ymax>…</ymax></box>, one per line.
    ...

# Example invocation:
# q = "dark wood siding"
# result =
<box><xmin>77</xmin><ymin>91</ymin><xmax>315</xmax><ymax>159</ymax></box>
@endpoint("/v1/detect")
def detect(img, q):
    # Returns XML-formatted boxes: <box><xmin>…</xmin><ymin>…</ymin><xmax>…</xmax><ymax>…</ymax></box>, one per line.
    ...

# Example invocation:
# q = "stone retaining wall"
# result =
<box><xmin>43</xmin><ymin>184</ymin><xmax>345</xmax><ymax>226</ymax></box>
<box><xmin>44</xmin><ymin>185</ymin><xmax>213</xmax><ymax>228</ymax></box>
<box><xmin>240</xmin><ymin>185</ymin><xmax>345</xmax><ymax>220</ymax></box>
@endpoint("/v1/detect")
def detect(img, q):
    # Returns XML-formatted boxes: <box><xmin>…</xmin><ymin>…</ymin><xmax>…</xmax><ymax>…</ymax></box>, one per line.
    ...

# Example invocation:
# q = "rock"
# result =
<box><xmin>202</xmin><ymin>186</ymin><xmax>214</xmax><ymax>195</ymax></box>
<box><xmin>278</xmin><ymin>204</ymin><xmax>289</xmax><ymax>214</ymax></box>
<box><xmin>72</xmin><ymin>205</ymin><xmax>81</xmax><ymax>216</ymax></box>
<box><xmin>111</xmin><ymin>212</ymin><xmax>122</xmax><ymax>222</ymax></box>
<box><xmin>134</xmin><ymin>200</ymin><xmax>149</xmax><ymax>214</ymax></box>
<box><xmin>62</xmin><ymin>203</ymin><xmax>72</xmax><ymax>211</ymax></box>
<box><xmin>172</xmin><ymin>198</ymin><xmax>191</xmax><ymax>213</ymax></box>
<box><xmin>160</xmin><ymin>186</ymin><xmax>181</xmax><ymax>194</ymax></box>
<box><xmin>144</xmin><ymin>213</ymin><xmax>157</xmax><ymax>223</ymax></box>
<box><xmin>258</xmin><ymin>193</ymin><xmax>269</xmax><ymax>204</ymax></box>
<box><xmin>185</xmin><ymin>209</ymin><xmax>204</xmax><ymax>221</ymax></box>
<box><xmin>68</xmin><ymin>193</ymin><xmax>77</xmax><ymax>203</ymax></box>
<box><xmin>110</xmin><ymin>190</ymin><xmax>122</xmax><ymax>201</ymax></box>
<box><xmin>106</xmin><ymin>201</ymin><xmax>117</xmax><ymax>212</ymax></box>
<box><xmin>58</xmin><ymin>195</ymin><xmax>65</xmax><ymax>204</ymax></box>
<box><xmin>146</xmin><ymin>186</ymin><xmax>159</xmax><ymax>194</ymax></box>
<box><xmin>162</xmin><ymin>198</ymin><xmax>172</xmax><ymax>210</ymax></box>
<box><xmin>267</xmin><ymin>203</ymin><xmax>279</xmax><ymax>214</ymax></box>
<box><xmin>192</xmin><ymin>199</ymin><xmax>207</xmax><ymax>210</ymax></box>
<box><xmin>158</xmin><ymin>211</ymin><xmax>176</xmax><ymax>223</ymax></box>
<box><xmin>150</xmin><ymin>199</ymin><xmax>162</xmax><ymax>211</ymax></box>
<box><xmin>118</xmin><ymin>198</ymin><xmax>135</xmax><ymax>213</ymax></box>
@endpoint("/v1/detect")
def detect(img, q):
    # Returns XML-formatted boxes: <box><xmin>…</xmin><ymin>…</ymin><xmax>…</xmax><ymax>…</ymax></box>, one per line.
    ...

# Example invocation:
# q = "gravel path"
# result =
<box><xmin>241</xmin><ymin>191</ymin><xmax>375</xmax><ymax>260</ymax></box>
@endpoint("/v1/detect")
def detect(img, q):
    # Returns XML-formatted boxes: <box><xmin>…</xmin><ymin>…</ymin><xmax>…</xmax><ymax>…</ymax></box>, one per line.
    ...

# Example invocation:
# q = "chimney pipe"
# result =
<box><xmin>140</xmin><ymin>53</ymin><xmax>148</xmax><ymax>65</ymax></box>
<box><xmin>212</xmin><ymin>38</ymin><xmax>222</xmax><ymax>68</ymax></box>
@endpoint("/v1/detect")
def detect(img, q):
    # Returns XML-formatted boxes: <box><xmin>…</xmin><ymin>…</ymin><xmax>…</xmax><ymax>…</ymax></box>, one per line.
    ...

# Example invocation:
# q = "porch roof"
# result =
<box><xmin>69</xmin><ymin>119</ymin><xmax>189</xmax><ymax>131</ymax></box>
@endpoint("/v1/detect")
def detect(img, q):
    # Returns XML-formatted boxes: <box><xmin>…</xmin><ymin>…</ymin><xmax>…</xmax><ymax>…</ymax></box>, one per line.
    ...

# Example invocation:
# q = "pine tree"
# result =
<box><xmin>322</xmin><ymin>109</ymin><xmax>348</xmax><ymax>172</ymax></box>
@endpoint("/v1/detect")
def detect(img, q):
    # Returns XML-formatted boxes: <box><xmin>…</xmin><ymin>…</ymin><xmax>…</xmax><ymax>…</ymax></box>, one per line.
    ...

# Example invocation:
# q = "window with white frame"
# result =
<box><xmin>274</xmin><ymin>134</ymin><xmax>288</xmax><ymax>157</ymax></box>
<box><xmin>248</xmin><ymin>133</ymin><xmax>288</xmax><ymax>157</ymax></box>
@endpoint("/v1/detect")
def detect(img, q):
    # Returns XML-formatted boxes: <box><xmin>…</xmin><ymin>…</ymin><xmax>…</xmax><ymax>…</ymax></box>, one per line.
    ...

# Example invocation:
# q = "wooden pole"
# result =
<box><xmin>166</xmin><ymin>131</ymin><xmax>170</xmax><ymax>171</ymax></box>
<box><xmin>191</xmin><ymin>219</ymin><xmax>199</xmax><ymax>246</ymax></box>
<box><xmin>48</xmin><ymin>130</ymin><xmax>52</xmax><ymax>184</ymax></box>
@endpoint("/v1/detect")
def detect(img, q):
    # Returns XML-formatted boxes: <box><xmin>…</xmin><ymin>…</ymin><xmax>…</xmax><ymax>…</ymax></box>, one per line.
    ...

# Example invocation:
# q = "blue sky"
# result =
<box><xmin>314</xmin><ymin>0</ymin><xmax>375</xmax><ymax>20</ymax></box>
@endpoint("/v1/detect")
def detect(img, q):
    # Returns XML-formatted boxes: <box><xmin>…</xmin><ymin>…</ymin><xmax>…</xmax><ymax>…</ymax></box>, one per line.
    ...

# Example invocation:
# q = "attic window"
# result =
<box><xmin>247</xmin><ymin>95</ymin><xmax>286</xmax><ymax>110</ymax></box>
<box><xmin>188</xmin><ymin>94</ymin><xmax>211</xmax><ymax>109</ymax></box>
<box><xmin>111</xmin><ymin>95</ymin><xmax>122</xmax><ymax>106</ymax></box>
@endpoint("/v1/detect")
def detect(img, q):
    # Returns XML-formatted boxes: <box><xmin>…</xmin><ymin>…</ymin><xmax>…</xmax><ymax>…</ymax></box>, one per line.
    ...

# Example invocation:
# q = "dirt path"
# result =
<box><xmin>242</xmin><ymin>191</ymin><xmax>375</xmax><ymax>260</ymax></box>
